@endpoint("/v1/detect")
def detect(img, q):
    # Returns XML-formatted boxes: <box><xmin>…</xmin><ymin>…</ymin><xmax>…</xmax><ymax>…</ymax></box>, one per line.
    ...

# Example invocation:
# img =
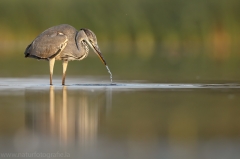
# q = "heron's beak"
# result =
<box><xmin>86</xmin><ymin>40</ymin><xmax>107</xmax><ymax>65</ymax></box>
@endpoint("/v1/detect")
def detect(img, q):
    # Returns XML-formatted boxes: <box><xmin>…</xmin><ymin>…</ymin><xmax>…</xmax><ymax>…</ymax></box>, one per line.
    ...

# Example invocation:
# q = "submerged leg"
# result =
<box><xmin>62</xmin><ymin>60</ymin><xmax>68</xmax><ymax>85</ymax></box>
<box><xmin>49</xmin><ymin>58</ymin><xmax>55</xmax><ymax>85</ymax></box>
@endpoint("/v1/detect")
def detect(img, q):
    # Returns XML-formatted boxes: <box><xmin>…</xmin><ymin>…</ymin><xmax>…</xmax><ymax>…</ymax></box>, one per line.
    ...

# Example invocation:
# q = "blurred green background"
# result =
<box><xmin>0</xmin><ymin>0</ymin><xmax>240</xmax><ymax>82</ymax></box>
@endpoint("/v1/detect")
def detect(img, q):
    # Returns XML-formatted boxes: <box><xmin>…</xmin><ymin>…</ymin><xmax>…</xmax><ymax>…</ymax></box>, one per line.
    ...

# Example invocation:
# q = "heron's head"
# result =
<box><xmin>79</xmin><ymin>28</ymin><xmax>107</xmax><ymax>65</ymax></box>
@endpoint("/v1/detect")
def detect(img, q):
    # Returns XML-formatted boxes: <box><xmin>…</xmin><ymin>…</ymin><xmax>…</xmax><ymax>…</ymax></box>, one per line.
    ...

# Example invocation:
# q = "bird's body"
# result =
<box><xmin>25</xmin><ymin>24</ymin><xmax>111</xmax><ymax>85</ymax></box>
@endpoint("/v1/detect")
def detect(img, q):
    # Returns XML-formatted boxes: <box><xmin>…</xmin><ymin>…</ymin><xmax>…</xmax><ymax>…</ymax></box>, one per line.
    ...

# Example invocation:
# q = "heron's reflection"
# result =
<box><xmin>49</xmin><ymin>86</ymin><xmax>55</xmax><ymax>136</ymax></box>
<box><xmin>25</xmin><ymin>86</ymin><xmax>112</xmax><ymax>146</ymax></box>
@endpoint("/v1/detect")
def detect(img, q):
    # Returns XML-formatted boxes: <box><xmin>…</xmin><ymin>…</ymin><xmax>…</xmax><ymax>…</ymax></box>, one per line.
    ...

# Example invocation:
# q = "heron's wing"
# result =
<box><xmin>25</xmin><ymin>32</ymin><xmax>68</xmax><ymax>59</ymax></box>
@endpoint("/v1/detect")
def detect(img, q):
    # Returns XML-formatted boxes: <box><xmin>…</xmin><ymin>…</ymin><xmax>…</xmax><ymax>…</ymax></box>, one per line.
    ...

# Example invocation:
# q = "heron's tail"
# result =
<box><xmin>24</xmin><ymin>44</ymin><xmax>32</xmax><ymax>58</ymax></box>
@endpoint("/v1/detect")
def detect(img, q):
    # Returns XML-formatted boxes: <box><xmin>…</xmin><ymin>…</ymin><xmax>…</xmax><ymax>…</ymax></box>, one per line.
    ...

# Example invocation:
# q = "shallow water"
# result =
<box><xmin>0</xmin><ymin>77</ymin><xmax>240</xmax><ymax>159</ymax></box>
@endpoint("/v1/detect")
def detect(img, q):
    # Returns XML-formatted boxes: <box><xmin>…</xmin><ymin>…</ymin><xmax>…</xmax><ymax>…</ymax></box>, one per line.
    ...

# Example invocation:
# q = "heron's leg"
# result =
<box><xmin>62</xmin><ymin>60</ymin><xmax>68</xmax><ymax>85</ymax></box>
<box><xmin>49</xmin><ymin>58</ymin><xmax>55</xmax><ymax>85</ymax></box>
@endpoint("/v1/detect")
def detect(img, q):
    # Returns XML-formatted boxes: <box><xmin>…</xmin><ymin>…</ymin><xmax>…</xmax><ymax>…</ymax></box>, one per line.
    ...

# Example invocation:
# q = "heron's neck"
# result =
<box><xmin>75</xmin><ymin>31</ymin><xmax>89</xmax><ymax>59</ymax></box>
<box><xmin>81</xmin><ymin>41</ymin><xmax>89</xmax><ymax>52</ymax></box>
<box><xmin>79</xmin><ymin>41</ymin><xmax>89</xmax><ymax>59</ymax></box>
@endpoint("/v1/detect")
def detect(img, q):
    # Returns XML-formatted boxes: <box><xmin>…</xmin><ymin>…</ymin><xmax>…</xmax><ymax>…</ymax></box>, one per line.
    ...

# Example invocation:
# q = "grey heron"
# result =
<box><xmin>24</xmin><ymin>24</ymin><xmax>112</xmax><ymax>85</ymax></box>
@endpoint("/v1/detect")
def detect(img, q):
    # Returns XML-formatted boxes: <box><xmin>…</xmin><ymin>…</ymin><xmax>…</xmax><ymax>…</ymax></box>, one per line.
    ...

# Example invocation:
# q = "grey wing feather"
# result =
<box><xmin>25</xmin><ymin>31</ymin><xmax>68</xmax><ymax>59</ymax></box>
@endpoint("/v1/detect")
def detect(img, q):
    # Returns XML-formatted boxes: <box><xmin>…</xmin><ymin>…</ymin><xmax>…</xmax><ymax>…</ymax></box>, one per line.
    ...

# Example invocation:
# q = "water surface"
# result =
<box><xmin>0</xmin><ymin>77</ymin><xmax>240</xmax><ymax>159</ymax></box>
